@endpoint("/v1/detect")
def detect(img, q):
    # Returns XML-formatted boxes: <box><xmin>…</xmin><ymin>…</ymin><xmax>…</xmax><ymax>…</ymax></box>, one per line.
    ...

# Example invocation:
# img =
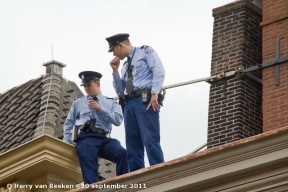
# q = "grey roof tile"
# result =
<box><xmin>0</xmin><ymin>148</ymin><xmax>7</xmax><ymax>154</ymax></box>
<box><xmin>2</xmin><ymin>113</ymin><xmax>17</xmax><ymax>124</ymax></box>
<box><xmin>4</xmin><ymin>88</ymin><xmax>21</xmax><ymax>101</ymax></box>
<box><xmin>17</xmin><ymin>129</ymin><xmax>34</xmax><ymax>142</ymax></box>
<box><xmin>9</xmin><ymin>142</ymin><xmax>21</xmax><ymax>150</ymax></box>
<box><xmin>0</xmin><ymin>93</ymin><xmax>9</xmax><ymax>103</ymax></box>
<box><xmin>8</xmin><ymin>104</ymin><xmax>18</xmax><ymax>113</ymax></box>
<box><xmin>0</xmin><ymin>110</ymin><xmax>8</xmax><ymax>119</ymax></box>
<box><xmin>17</xmin><ymin>81</ymin><xmax>34</xmax><ymax>94</ymax></box>
<box><xmin>13</xmin><ymin>127</ymin><xmax>24</xmax><ymax>136</ymax></box>
<box><xmin>22</xmin><ymin>116</ymin><xmax>38</xmax><ymax>126</ymax></box>
<box><xmin>9</xmin><ymin>123</ymin><xmax>22</xmax><ymax>132</ymax></box>
<box><xmin>0</xmin><ymin>132</ymin><xmax>13</xmax><ymax>145</ymax></box>
<box><xmin>17</xmin><ymin>93</ymin><xmax>31</xmax><ymax>104</ymax></box>
<box><xmin>11</xmin><ymin>117</ymin><xmax>26</xmax><ymax>127</ymax></box>
<box><xmin>17</xmin><ymin>106</ymin><xmax>29</xmax><ymax>115</ymax></box>
<box><xmin>9</xmin><ymin>96</ymin><xmax>22</xmax><ymax>106</ymax></box>
<box><xmin>6</xmin><ymin>136</ymin><xmax>20</xmax><ymax>148</ymax></box>
<box><xmin>20</xmin><ymin>136</ymin><xmax>32</xmax><ymax>144</ymax></box>
<box><xmin>28</xmin><ymin>79</ymin><xmax>43</xmax><ymax>92</ymax></box>
<box><xmin>0</xmin><ymin>125</ymin><xmax>5</xmax><ymax>131</ymax></box>
<box><xmin>24</xmin><ymin>99</ymin><xmax>37</xmax><ymax>109</ymax></box>
<box><xmin>0</xmin><ymin>102</ymin><xmax>11</xmax><ymax>111</ymax></box>
<box><xmin>26</xmin><ymin>122</ymin><xmax>37</xmax><ymax>130</ymax></box>
<box><xmin>25</xmin><ymin>102</ymin><xmax>40</xmax><ymax>113</ymax></box>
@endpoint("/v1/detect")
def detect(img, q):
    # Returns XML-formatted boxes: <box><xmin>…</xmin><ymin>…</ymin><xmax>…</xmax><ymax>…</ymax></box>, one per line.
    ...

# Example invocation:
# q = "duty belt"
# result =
<box><xmin>118</xmin><ymin>89</ymin><xmax>166</xmax><ymax>114</ymax></box>
<box><xmin>126</xmin><ymin>90</ymin><xmax>148</xmax><ymax>100</ymax></box>
<box><xmin>72</xmin><ymin>125</ymin><xmax>109</xmax><ymax>142</ymax></box>
<box><xmin>93</xmin><ymin>128</ymin><xmax>109</xmax><ymax>135</ymax></box>
<box><xmin>79</xmin><ymin>124</ymin><xmax>109</xmax><ymax>135</ymax></box>
<box><xmin>124</xmin><ymin>89</ymin><xmax>165</xmax><ymax>101</ymax></box>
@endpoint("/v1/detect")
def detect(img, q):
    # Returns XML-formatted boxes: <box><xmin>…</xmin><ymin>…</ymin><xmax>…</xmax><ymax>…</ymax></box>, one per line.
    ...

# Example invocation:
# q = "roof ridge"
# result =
<box><xmin>33</xmin><ymin>73</ymin><xmax>63</xmax><ymax>138</ymax></box>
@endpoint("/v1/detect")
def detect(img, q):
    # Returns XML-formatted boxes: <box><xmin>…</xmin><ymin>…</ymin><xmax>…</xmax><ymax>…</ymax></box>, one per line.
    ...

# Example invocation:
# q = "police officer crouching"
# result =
<box><xmin>63</xmin><ymin>71</ymin><xmax>129</xmax><ymax>184</ymax></box>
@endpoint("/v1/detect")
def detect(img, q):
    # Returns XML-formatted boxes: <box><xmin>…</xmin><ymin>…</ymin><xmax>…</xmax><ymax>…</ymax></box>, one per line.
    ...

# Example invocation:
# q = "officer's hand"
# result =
<box><xmin>88</xmin><ymin>100</ymin><xmax>101</xmax><ymax>111</ymax></box>
<box><xmin>110</xmin><ymin>57</ymin><xmax>120</xmax><ymax>74</ymax></box>
<box><xmin>146</xmin><ymin>93</ymin><xmax>158</xmax><ymax>112</ymax></box>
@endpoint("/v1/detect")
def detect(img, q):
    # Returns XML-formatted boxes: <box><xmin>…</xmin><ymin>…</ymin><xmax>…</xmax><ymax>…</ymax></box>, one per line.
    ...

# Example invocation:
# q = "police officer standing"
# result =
<box><xmin>106</xmin><ymin>33</ymin><xmax>165</xmax><ymax>172</ymax></box>
<box><xmin>63</xmin><ymin>71</ymin><xmax>129</xmax><ymax>184</ymax></box>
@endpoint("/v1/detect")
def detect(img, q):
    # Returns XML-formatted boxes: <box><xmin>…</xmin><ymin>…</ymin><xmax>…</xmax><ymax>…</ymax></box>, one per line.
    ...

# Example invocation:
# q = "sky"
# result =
<box><xmin>0</xmin><ymin>0</ymin><xmax>235</xmax><ymax>167</ymax></box>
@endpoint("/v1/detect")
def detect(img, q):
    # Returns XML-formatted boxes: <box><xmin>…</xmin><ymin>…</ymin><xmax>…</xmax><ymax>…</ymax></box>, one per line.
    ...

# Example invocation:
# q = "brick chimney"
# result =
<box><xmin>261</xmin><ymin>0</ymin><xmax>288</xmax><ymax>132</ymax></box>
<box><xmin>33</xmin><ymin>60</ymin><xmax>66</xmax><ymax>138</ymax></box>
<box><xmin>207</xmin><ymin>0</ymin><xmax>263</xmax><ymax>149</ymax></box>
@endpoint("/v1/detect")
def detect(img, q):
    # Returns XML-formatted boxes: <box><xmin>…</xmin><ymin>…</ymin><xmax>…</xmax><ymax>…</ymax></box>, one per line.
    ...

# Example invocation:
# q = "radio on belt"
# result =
<box><xmin>142</xmin><ymin>88</ymin><xmax>148</xmax><ymax>103</ymax></box>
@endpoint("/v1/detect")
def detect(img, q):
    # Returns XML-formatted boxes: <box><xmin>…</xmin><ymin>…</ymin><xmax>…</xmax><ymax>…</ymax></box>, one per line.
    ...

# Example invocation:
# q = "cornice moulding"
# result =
<box><xmin>0</xmin><ymin>134</ymin><xmax>82</xmax><ymax>186</ymax></box>
<box><xmin>69</xmin><ymin>127</ymin><xmax>288</xmax><ymax>192</ymax></box>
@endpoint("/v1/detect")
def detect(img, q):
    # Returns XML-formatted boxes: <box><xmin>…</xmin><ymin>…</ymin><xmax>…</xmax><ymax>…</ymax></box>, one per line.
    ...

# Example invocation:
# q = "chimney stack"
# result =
<box><xmin>207</xmin><ymin>0</ymin><xmax>263</xmax><ymax>149</ymax></box>
<box><xmin>33</xmin><ymin>60</ymin><xmax>66</xmax><ymax>138</ymax></box>
<box><xmin>43</xmin><ymin>60</ymin><xmax>66</xmax><ymax>76</ymax></box>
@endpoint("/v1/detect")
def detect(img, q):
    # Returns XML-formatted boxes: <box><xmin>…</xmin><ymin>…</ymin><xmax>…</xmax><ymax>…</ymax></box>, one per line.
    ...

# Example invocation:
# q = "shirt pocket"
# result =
<box><xmin>79</xmin><ymin>108</ymin><xmax>90</xmax><ymax>119</ymax></box>
<box><xmin>134</xmin><ymin>60</ymin><xmax>147</xmax><ymax>77</ymax></box>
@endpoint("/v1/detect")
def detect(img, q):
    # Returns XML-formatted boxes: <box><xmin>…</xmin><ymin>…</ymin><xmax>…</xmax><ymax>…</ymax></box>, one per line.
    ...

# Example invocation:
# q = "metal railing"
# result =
<box><xmin>112</xmin><ymin>66</ymin><xmax>264</xmax><ymax>155</ymax></box>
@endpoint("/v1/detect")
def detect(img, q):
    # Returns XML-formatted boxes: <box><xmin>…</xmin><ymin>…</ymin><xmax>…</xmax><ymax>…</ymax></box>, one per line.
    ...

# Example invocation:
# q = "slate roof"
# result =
<box><xmin>0</xmin><ymin>60</ymin><xmax>116</xmax><ymax>179</ymax></box>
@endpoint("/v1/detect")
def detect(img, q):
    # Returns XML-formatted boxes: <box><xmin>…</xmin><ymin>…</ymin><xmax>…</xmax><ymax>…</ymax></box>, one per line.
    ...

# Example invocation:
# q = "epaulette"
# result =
<box><xmin>74</xmin><ymin>96</ymin><xmax>84</xmax><ymax>101</ymax></box>
<box><xmin>106</xmin><ymin>97</ymin><xmax>116</xmax><ymax>100</ymax></box>
<box><xmin>141</xmin><ymin>45</ymin><xmax>149</xmax><ymax>49</ymax></box>
<box><xmin>141</xmin><ymin>45</ymin><xmax>154</xmax><ymax>54</ymax></box>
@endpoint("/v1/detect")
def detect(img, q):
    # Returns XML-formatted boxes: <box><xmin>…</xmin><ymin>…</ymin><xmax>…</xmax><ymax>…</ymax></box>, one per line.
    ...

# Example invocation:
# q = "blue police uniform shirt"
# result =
<box><xmin>113</xmin><ymin>46</ymin><xmax>165</xmax><ymax>94</ymax></box>
<box><xmin>63</xmin><ymin>93</ymin><xmax>123</xmax><ymax>144</ymax></box>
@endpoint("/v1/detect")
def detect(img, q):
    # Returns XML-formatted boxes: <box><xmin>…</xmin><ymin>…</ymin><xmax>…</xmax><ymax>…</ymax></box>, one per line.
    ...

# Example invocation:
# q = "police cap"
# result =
<box><xmin>78</xmin><ymin>71</ymin><xmax>102</xmax><ymax>86</ymax></box>
<box><xmin>105</xmin><ymin>33</ymin><xmax>130</xmax><ymax>52</ymax></box>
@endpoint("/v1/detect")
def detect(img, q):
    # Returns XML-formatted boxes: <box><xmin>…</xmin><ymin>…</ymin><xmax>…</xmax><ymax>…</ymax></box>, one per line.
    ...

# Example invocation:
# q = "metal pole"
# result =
<box><xmin>188</xmin><ymin>142</ymin><xmax>207</xmax><ymax>154</ymax></box>
<box><xmin>163</xmin><ymin>75</ymin><xmax>218</xmax><ymax>90</ymax></box>
<box><xmin>112</xmin><ymin>70</ymin><xmax>236</xmax><ymax>99</ymax></box>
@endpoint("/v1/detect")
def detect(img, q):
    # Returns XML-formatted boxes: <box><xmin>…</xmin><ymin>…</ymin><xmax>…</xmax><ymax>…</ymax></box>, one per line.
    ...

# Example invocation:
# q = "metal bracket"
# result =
<box><xmin>242</xmin><ymin>56</ymin><xmax>288</xmax><ymax>73</ymax></box>
<box><xmin>242</xmin><ymin>38</ymin><xmax>288</xmax><ymax>86</ymax></box>
<box><xmin>243</xmin><ymin>73</ymin><xmax>262</xmax><ymax>84</ymax></box>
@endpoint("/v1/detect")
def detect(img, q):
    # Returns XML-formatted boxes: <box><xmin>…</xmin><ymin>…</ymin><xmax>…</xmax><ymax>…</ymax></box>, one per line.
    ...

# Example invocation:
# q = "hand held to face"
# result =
<box><xmin>110</xmin><ymin>57</ymin><xmax>120</xmax><ymax>74</ymax></box>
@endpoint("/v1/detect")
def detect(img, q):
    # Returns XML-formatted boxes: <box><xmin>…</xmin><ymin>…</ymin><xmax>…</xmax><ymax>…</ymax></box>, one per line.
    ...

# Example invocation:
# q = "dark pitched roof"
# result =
<box><xmin>0</xmin><ymin>75</ymin><xmax>83</xmax><ymax>152</ymax></box>
<box><xmin>0</xmin><ymin>60</ymin><xmax>117</xmax><ymax>179</ymax></box>
<box><xmin>0</xmin><ymin>77</ymin><xmax>43</xmax><ymax>153</ymax></box>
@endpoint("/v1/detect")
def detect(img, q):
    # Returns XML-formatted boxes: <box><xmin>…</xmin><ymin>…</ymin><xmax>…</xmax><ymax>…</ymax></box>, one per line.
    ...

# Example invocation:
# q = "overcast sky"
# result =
<box><xmin>0</xmin><ymin>0</ymin><xmax>235</xmax><ymax>167</ymax></box>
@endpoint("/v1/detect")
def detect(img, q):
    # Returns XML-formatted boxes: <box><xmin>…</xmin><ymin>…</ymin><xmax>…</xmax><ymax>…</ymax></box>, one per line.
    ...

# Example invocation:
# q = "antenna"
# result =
<box><xmin>51</xmin><ymin>45</ymin><xmax>53</xmax><ymax>60</ymax></box>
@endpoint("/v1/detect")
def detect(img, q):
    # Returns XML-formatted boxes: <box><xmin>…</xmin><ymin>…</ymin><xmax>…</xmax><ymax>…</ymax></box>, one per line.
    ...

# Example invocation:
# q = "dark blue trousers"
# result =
<box><xmin>76</xmin><ymin>133</ymin><xmax>129</xmax><ymax>184</ymax></box>
<box><xmin>124</xmin><ymin>96</ymin><xmax>164</xmax><ymax>172</ymax></box>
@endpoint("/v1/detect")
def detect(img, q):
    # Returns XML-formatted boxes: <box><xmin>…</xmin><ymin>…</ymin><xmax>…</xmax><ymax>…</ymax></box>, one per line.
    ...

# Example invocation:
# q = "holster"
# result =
<box><xmin>80</xmin><ymin>119</ymin><xmax>103</xmax><ymax>133</ymax></box>
<box><xmin>80</xmin><ymin>120</ymin><xmax>91</xmax><ymax>133</ymax></box>
<box><xmin>158</xmin><ymin>89</ymin><xmax>166</xmax><ymax>102</ymax></box>
<box><xmin>72</xmin><ymin>125</ymin><xmax>78</xmax><ymax>142</ymax></box>
<box><xmin>89</xmin><ymin>119</ymin><xmax>97</xmax><ymax>132</ymax></box>
<box><xmin>118</xmin><ymin>93</ymin><xmax>126</xmax><ymax>113</ymax></box>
